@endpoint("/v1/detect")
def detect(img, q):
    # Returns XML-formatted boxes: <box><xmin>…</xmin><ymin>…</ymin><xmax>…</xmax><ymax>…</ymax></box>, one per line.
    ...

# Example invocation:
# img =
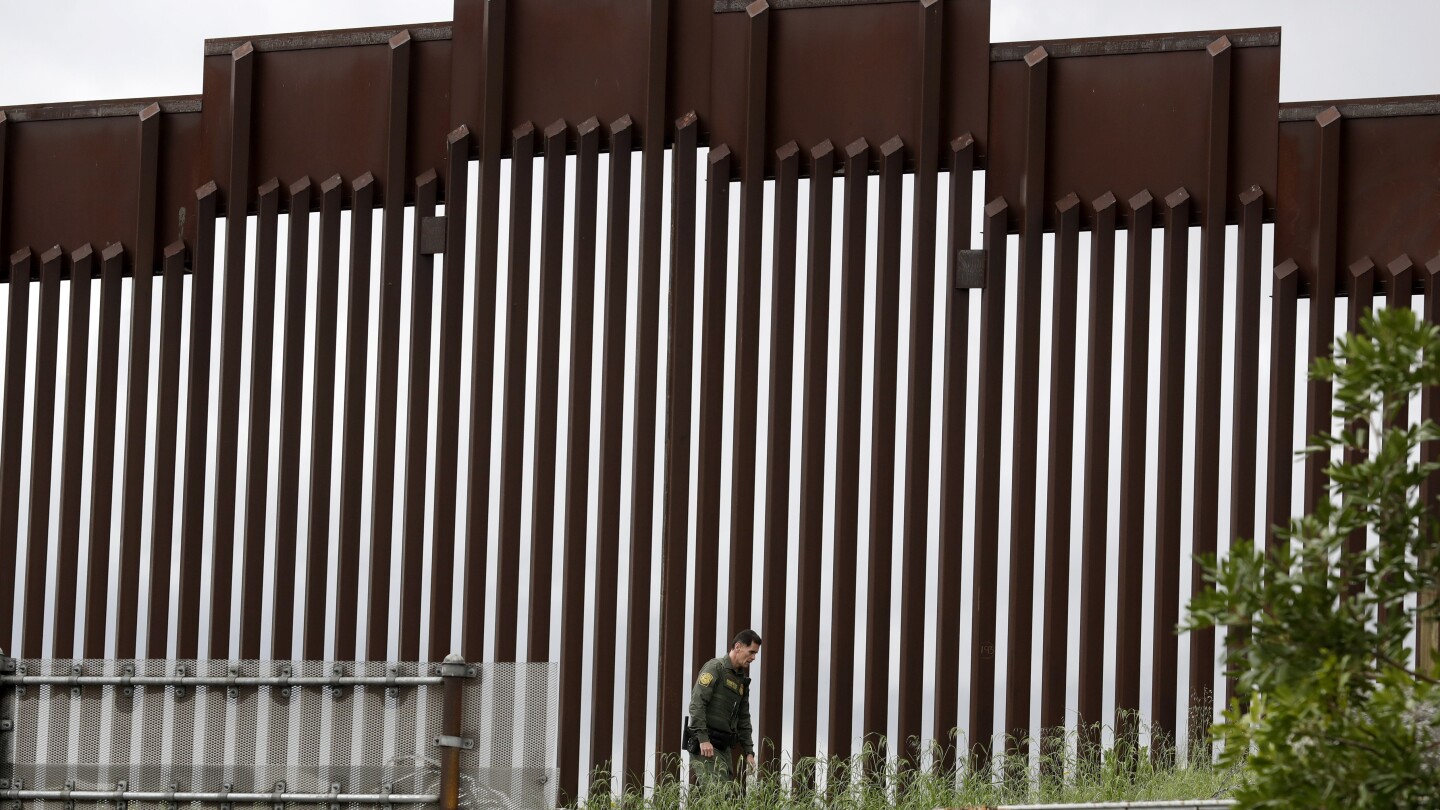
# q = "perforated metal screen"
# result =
<box><xmin>0</xmin><ymin>660</ymin><xmax>556</xmax><ymax>810</ymax></box>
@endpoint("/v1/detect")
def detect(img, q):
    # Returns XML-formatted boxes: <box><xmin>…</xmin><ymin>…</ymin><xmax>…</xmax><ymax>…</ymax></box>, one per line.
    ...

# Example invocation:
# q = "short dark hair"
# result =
<box><xmin>732</xmin><ymin>629</ymin><xmax>762</xmax><ymax>648</ymax></box>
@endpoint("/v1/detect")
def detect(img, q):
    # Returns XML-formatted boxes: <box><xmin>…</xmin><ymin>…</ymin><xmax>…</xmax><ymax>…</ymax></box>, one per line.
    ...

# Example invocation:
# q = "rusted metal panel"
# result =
<box><xmin>1277</xmin><ymin>97</ymin><xmax>1440</xmax><ymax>291</ymax></box>
<box><xmin>988</xmin><ymin>29</ymin><xmax>1278</xmax><ymax>232</ymax></box>
<box><xmin>202</xmin><ymin>25</ymin><xmax>452</xmax><ymax>212</ymax></box>
<box><xmin>709</xmin><ymin>0</ymin><xmax>988</xmax><ymax>175</ymax></box>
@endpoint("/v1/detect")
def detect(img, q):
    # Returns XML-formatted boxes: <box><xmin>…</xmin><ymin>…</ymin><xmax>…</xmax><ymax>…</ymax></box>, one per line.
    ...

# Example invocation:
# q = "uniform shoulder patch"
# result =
<box><xmin>699</xmin><ymin>672</ymin><xmax>714</xmax><ymax>686</ymax></box>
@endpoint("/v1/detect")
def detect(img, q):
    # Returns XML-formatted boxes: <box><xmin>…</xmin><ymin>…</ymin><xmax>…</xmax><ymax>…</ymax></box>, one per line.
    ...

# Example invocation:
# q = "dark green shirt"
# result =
<box><xmin>687</xmin><ymin>655</ymin><xmax>754</xmax><ymax>755</ymax></box>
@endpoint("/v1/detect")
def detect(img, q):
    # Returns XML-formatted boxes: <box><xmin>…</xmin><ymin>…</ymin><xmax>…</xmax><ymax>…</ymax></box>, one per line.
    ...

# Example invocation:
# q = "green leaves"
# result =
<box><xmin>1185</xmin><ymin>306</ymin><xmax>1440</xmax><ymax>808</ymax></box>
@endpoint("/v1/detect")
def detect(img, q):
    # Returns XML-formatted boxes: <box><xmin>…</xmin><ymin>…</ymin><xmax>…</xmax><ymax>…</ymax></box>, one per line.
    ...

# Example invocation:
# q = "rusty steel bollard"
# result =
<box><xmin>434</xmin><ymin>654</ymin><xmax>472</xmax><ymax>810</ymax></box>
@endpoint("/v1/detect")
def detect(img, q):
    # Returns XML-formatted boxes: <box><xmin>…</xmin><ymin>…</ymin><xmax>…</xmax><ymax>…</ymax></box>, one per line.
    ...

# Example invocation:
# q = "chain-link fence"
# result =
<box><xmin>0</xmin><ymin>657</ymin><xmax>556</xmax><ymax>810</ymax></box>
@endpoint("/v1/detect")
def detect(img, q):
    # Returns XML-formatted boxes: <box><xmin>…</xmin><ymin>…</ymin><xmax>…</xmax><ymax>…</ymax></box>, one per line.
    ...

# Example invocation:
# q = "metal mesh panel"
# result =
<box><xmin>0</xmin><ymin>662</ymin><xmax>451</xmax><ymax>809</ymax></box>
<box><xmin>465</xmin><ymin>663</ymin><xmax>558</xmax><ymax>810</ymax></box>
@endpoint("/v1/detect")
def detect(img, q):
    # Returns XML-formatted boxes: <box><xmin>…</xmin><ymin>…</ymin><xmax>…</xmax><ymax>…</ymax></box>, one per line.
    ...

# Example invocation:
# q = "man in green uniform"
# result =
<box><xmin>687</xmin><ymin>629</ymin><xmax>762</xmax><ymax>784</ymax></box>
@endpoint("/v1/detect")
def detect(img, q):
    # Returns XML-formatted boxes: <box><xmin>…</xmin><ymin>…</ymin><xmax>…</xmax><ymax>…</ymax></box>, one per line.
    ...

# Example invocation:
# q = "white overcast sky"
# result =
<box><xmin>1</xmin><ymin>0</ymin><xmax>1438</xmax><ymax>108</ymax></box>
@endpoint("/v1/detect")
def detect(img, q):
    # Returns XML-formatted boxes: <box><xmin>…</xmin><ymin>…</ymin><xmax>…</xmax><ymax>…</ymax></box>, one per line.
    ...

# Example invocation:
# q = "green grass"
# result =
<box><xmin>573</xmin><ymin>716</ymin><xmax>1244</xmax><ymax>809</ymax></box>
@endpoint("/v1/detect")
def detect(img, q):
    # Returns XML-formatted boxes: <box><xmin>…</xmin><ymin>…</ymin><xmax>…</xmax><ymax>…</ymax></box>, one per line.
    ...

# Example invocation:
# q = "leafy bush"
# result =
<box><xmin>1185</xmin><ymin>306</ymin><xmax>1440</xmax><ymax>808</ymax></box>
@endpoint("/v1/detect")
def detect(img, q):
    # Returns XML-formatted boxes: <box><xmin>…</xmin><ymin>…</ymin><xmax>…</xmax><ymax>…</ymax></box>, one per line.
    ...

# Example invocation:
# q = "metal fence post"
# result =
<box><xmin>435</xmin><ymin>654</ymin><xmax>473</xmax><ymax>810</ymax></box>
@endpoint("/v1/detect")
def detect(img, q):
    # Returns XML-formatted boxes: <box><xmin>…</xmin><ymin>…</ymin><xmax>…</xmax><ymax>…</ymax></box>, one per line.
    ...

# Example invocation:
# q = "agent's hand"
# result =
<box><xmin>745</xmin><ymin>754</ymin><xmax>756</xmax><ymax>769</ymax></box>
<box><xmin>699</xmin><ymin>741</ymin><xmax>714</xmax><ymax>758</ymax></box>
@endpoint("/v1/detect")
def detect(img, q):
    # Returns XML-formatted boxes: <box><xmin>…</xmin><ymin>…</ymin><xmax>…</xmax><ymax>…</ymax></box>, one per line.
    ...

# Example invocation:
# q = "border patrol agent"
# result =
<box><xmin>686</xmin><ymin>629</ymin><xmax>762</xmax><ymax>783</ymax></box>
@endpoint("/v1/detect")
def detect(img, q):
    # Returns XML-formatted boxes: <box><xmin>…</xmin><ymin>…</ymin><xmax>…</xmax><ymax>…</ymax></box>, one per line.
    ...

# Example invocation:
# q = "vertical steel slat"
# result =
<box><xmin>55</xmin><ymin>244</ymin><xmax>95</xmax><ymax>658</ymax></box>
<box><xmin>1227</xmin><ymin>187</ymin><xmax>1266</xmax><ymax>542</ymax></box>
<box><xmin>624</xmin><ymin>0</ymin><xmax>671</xmax><ymax>782</ymax></box>
<box><xmin>0</xmin><ymin>113</ymin><xmax>6</xmax><ymax>280</ymax></box>
<box><xmin>1344</xmin><ymin>259</ymin><xmax>1375</xmax><ymax>578</ymax></box>
<box><xmin>114</xmin><ymin>103</ymin><xmax>161</xmax><ymax>658</ymax></box>
<box><xmin>758</xmin><ymin>140</ymin><xmax>799</xmax><ymax>765</ymax></box>
<box><xmin>829</xmin><ymin>137</ymin><xmax>870</xmax><ymax>767</ymax></box>
<box><xmin>1306</xmin><ymin>107</ymin><xmax>1343</xmax><ymax>514</ymax></box>
<box><xmin>1152</xmin><ymin>186</ymin><xmax>1192</xmax><ymax>748</ymax></box>
<box><xmin>791</xmin><ymin>140</ymin><xmax>835</xmax><ymax>772</ymax></box>
<box><xmin>550</xmin><ymin>113</ymin><xmax>596</xmax><ymax>801</ymax></box>
<box><xmin>1188</xmin><ymin>39</ymin><xmax>1233</xmax><ymax>723</ymax></box>
<box><xmin>693</xmin><ymin>128</ymin><xmax>727</xmax><ymax>632</ymax></box>
<box><xmin>863</xmin><ymin>136</ymin><xmax>904</xmax><ymax>758</ymax></box>
<box><xmin>177</xmin><ymin>181</ymin><xmax>219</xmax><ymax>660</ymax></box>
<box><xmin>210</xmin><ymin>45</ymin><xmax>255</xmax><ymax>655</ymax></box>
<box><xmin>1424</xmin><ymin>255</ymin><xmax>1440</xmax><ymax>677</ymax></box>
<box><xmin>1264</xmin><ymin>259</ymin><xmax>1300</xmax><ymax>548</ymax></box>
<box><xmin>303</xmin><ymin>173</ymin><xmax>344</xmax><ymax>660</ymax></box>
<box><xmin>87</xmin><ymin>243</ymin><xmax>126</xmax><ymax>658</ymax></box>
<box><xmin>21</xmin><ymin>246</ymin><xmax>63</xmax><ymax>658</ymax></box>
<box><xmin>728</xmin><ymin>0</ymin><xmax>771</xmax><ymax>633</ymax></box>
<box><xmin>146</xmin><ymin>241</ymin><xmax>188</xmax><ymax>658</ymax></box>
<box><xmin>528</xmin><ymin>119</ymin><xmax>569</xmax><ymax>663</ymax></box>
<box><xmin>1115</xmin><ymin>190</ymin><xmax>1155</xmax><ymax>743</ymax></box>
<box><xmin>1004</xmin><ymin>46</ymin><xmax>1049</xmax><ymax>752</ymax></box>
<box><xmin>1379</xmin><ymin>255</ymin><xmax>1416</xmax><ymax>630</ymax></box>
<box><xmin>494</xmin><ymin>122</ymin><xmax>536</xmax><ymax>664</ymax></box>
<box><xmin>369</xmin><ymin>33</ymin><xmax>413</xmax><ymax>636</ymax></box>
<box><xmin>692</xmin><ymin>143</ymin><xmax>733</xmax><ymax>678</ymax></box>
<box><xmin>272</xmin><ymin>177</ymin><xmax>312</xmax><ymax>658</ymax></box>
<box><xmin>587</xmin><ymin>116</ymin><xmax>631</xmax><ymax>781</ymax></box>
<box><xmin>655</xmin><ymin>112</ymin><xmax>699</xmax><ymax>778</ymax></box>
<box><xmin>463</xmin><ymin>0</ymin><xmax>506</xmax><ymax>561</ymax></box>
<box><xmin>933</xmin><ymin>135</ymin><xmax>974</xmax><ymax>773</ymax></box>
<box><xmin>57</xmin><ymin>246</ymin><xmax>96</xmax><ymax>638</ymax></box>
<box><xmin>1224</xmin><ymin>186</ymin><xmax>1264</xmax><ymax>707</ymax></box>
<box><xmin>1077</xmin><ymin>192</ymin><xmax>1118</xmax><ymax>750</ymax></box>
<box><xmin>969</xmin><ymin>197</ymin><xmax>1011</xmax><ymax>767</ymax></box>
<box><xmin>1040</xmin><ymin>194</ymin><xmax>1081</xmax><ymax>743</ymax></box>
<box><xmin>335</xmin><ymin>173</ymin><xmax>376</xmax><ymax>662</ymax></box>
<box><xmin>0</xmin><ymin>248</ymin><xmax>30</xmax><ymax>643</ymax></box>
<box><xmin>1387</xmin><ymin>255</ymin><xmax>1416</xmax><ymax>419</ymax></box>
<box><xmin>439</xmin><ymin>127</ymin><xmax>477</xmax><ymax>658</ymax></box>
<box><xmin>401</xmin><ymin>170</ymin><xmax>440</xmax><ymax>662</ymax></box>
<box><xmin>240</xmin><ymin>178</ymin><xmax>281</xmax><ymax>660</ymax></box>
<box><xmin>898</xmin><ymin>0</ymin><xmax>943</xmax><ymax>765</ymax></box>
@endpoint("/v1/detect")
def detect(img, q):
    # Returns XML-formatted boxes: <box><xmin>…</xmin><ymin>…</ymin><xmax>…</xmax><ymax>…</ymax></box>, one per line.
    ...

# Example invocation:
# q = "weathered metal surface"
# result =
<box><xmin>1277</xmin><ymin>96</ymin><xmax>1440</xmax><ymax>292</ymax></box>
<box><xmin>987</xmin><ymin>29</ymin><xmax>1279</xmax><ymax>231</ymax></box>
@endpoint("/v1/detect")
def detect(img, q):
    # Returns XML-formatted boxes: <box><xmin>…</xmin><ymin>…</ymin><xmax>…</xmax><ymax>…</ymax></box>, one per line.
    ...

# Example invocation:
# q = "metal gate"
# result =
<box><xmin>0</xmin><ymin>0</ymin><xmax>1438</xmax><ymax>805</ymax></box>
